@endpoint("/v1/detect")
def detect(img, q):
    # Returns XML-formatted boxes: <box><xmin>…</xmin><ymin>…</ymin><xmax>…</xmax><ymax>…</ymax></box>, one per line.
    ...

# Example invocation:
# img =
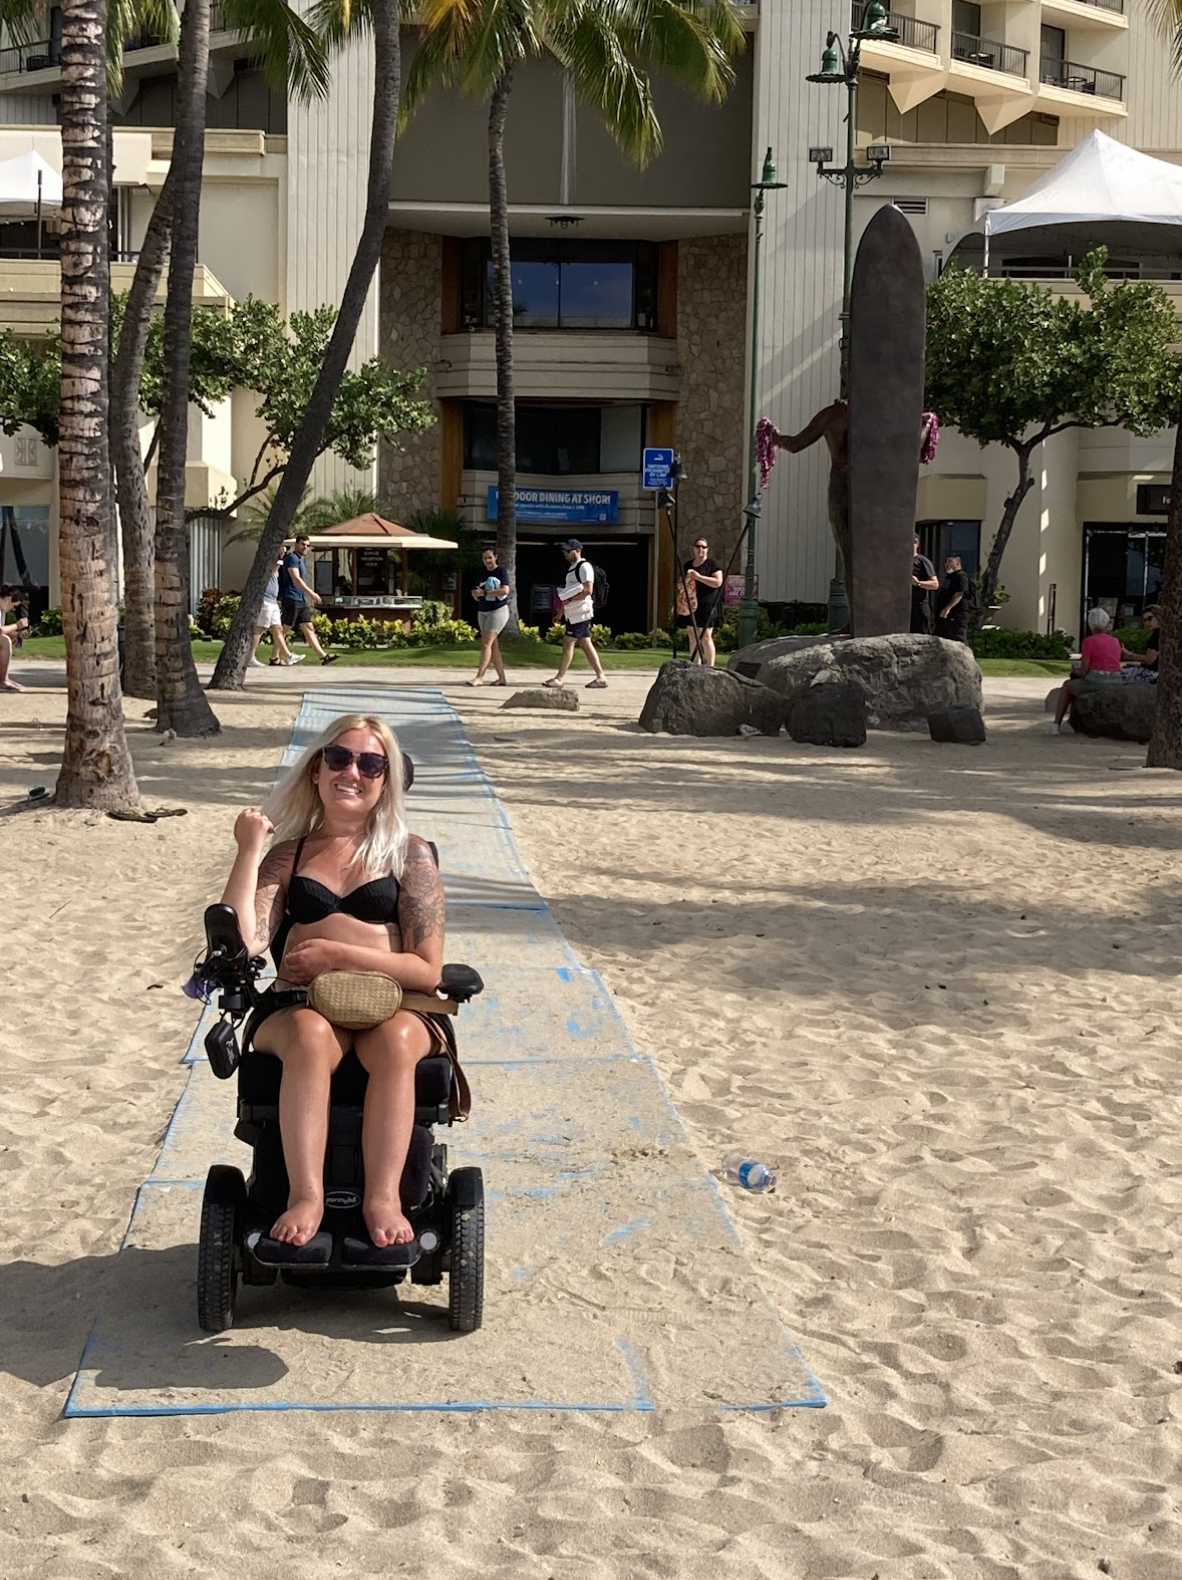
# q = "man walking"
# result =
<box><xmin>280</xmin><ymin>533</ymin><xmax>337</xmax><ymax>665</ymax></box>
<box><xmin>911</xmin><ymin>535</ymin><xmax>938</xmax><ymax>634</ymax></box>
<box><xmin>935</xmin><ymin>553</ymin><xmax>971</xmax><ymax>643</ymax></box>
<box><xmin>543</xmin><ymin>539</ymin><xmax>607</xmax><ymax>690</ymax></box>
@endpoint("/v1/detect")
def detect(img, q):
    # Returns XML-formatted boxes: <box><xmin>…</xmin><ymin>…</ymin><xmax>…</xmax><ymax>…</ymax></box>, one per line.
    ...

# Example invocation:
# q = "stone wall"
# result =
<box><xmin>378</xmin><ymin>229</ymin><xmax>443</xmax><ymax>517</ymax></box>
<box><xmin>676</xmin><ymin>234</ymin><xmax>748</xmax><ymax>569</ymax></box>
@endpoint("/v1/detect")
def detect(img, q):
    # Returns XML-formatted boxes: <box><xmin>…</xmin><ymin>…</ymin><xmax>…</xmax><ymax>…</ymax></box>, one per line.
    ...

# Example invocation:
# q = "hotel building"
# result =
<box><xmin>0</xmin><ymin>1</ymin><xmax>1180</xmax><ymax>637</ymax></box>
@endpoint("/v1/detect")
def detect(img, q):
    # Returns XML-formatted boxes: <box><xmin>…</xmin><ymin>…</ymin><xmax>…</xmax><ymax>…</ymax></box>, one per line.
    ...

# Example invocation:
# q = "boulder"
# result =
<box><xmin>927</xmin><ymin>704</ymin><xmax>986</xmax><ymax>744</ymax></box>
<box><xmin>639</xmin><ymin>660</ymin><xmax>789</xmax><ymax>737</ymax></box>
<box><xmin>788</xmin><ymin>682</ymin><xmax>867</xmax><ymax>748</ymax></box>
<box><xmin>501</xmin><ymin>686</ymin><xmax>579</xmax><ymax>712</ymax></box>
<box><xmin>729</xmin><ymin>632</ymin><xmax>982</xmax><ymax>732</ymax></box>
<box><xmin>1070</xmin><ymin>683</ymin><xmax>1156</xmax><ymax>742</ymax></box>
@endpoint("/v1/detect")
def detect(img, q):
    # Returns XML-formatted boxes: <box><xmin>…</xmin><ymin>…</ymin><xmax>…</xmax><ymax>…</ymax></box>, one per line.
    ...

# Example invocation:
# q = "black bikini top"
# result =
<box><xmin>285</xmin><ymin>835</ymin><xmax>402</xmax><ymax>924</ymax></box>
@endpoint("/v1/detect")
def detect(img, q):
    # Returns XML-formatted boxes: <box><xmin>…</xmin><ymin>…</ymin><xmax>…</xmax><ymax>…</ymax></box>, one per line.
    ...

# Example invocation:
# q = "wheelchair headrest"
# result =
<box><xmin>403</xmin><ymin>752</ymin><xmax>414</xmax><ymax>793</ymax></box>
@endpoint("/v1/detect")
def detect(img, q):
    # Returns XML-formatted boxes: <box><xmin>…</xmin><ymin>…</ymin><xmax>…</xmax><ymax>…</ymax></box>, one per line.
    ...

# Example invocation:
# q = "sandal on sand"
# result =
<box><xmin>321</xmin><ymin>653</ymin><xmax>338</xmax><ymax>665</ymax></box>
<box><xmin>543</xmin><ymin>678</ymin><xmax>563</xmax><ymax>689</ymax></box>
<box><xmin>586</xmin><ymin>679</ymin><xmax>609</xmax><ymax>689</ymax></box>
<box><xmin>490</xmin><ymin>679</ymin><xmax>508</xmax><ymax>687</ymax></box>
<box><xmin>466</xmin><ymin>678</ymin><xmax>484</xmax><ymax>687</ymax></box>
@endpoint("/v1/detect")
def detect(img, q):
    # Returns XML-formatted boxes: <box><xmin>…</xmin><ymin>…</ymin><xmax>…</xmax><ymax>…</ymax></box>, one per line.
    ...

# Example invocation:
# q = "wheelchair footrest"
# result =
<box><xmin>340</xmin><ymin>1235</ymin><xmax>420</xmax><ymax>1270</ymax></box>
<box><xmin>247</xmin><ymin>1230</ymin><xmax>332</xmax><ymax>1267</ymax></box>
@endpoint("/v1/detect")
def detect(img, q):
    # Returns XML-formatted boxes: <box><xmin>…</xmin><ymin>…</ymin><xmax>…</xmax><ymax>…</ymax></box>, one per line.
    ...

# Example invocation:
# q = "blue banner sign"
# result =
<box><xmin>487</xmin><ymin>486</ymin><xmax>619</xmax><ymax>525</ymax></box>
<box><xmin>642</xmin><ymin>447</ymin><xmax>674</xmax><ymax>490</ymax></box>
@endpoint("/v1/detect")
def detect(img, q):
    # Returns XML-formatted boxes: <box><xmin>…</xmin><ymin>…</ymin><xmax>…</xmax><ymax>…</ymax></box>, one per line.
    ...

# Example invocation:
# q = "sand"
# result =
<box><xmin>1</xmin><ymin>660</ymin><xmax>1180</xmax><ymax>1578</ymax></box>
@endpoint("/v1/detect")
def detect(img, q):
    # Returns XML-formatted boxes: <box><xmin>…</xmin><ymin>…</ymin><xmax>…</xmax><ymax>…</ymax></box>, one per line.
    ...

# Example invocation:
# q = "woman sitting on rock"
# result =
<box><xmin>1121</xmin><ymin>604</ymin><xmax>1160</xmax><ymax>684</ymax></box>
<box><xmin>1051</xmin><ymin>606</ymin><xmax>1123</xmax><ymax>734</ymax></box>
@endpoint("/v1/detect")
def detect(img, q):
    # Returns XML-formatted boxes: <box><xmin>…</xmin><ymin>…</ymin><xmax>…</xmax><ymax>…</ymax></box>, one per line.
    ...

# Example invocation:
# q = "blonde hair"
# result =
<box><xmin>262</xmin><ymin>714</ymin><xmax>409</xmax><ymax>879</ymax></box>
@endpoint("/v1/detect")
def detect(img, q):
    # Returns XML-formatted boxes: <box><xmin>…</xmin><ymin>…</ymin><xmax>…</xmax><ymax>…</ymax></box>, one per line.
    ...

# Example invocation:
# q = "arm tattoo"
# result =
<box><xmin>253</xmin><ymin>844</ymin><xmax>291</xmax><ymax>951</ymax></box>
<box><xmin>399</xmin><ymin>839</ymin><xmax>445</xmax><ymax>952</ymax></box>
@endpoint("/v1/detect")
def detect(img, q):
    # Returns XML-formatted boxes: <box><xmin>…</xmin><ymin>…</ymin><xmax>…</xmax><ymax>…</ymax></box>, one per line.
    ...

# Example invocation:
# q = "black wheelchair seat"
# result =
<box><xmin>236</xmin><ymin>1048</ymin><xmax>455</xmax><ymax>1127</ymax></box>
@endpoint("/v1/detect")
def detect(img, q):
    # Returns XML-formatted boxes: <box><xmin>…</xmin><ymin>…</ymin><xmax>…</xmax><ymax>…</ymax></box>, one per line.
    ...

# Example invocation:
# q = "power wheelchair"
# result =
<box><xmin>192</xmin><ymin>886</ymin><xmax>485</xmax><ymax>1337</ymax></box>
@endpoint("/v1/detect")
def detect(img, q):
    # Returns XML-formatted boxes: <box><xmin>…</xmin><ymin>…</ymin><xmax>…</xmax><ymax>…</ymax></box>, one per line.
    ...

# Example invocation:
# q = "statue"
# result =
<box><xmin>770</xmin><ymin>401</ymin><xmax>850</xmax><ymax>624</ymax></box>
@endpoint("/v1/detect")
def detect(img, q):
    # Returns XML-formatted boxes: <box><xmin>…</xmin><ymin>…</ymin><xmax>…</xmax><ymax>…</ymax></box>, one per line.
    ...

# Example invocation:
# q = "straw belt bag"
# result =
<box><xmin>304</xmin><ymin>970</ymin><xmax>457</xmax><ymax>1032</ymax></box>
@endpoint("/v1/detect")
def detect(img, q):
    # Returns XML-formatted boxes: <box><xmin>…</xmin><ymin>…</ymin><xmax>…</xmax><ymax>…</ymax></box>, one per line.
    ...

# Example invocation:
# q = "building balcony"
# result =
<box><xmin>851</xmin><ymin>4</ymin><xmax>940</xmax><ymax>54</ymax></box>
<box><xmin>1035</xmin><ymin>55</ymin><xmax>1126</xmax><ymax>116</ymax></box>
<box><xmin>949</xmin><ymin>31</ymin><xmax>1030</xmax><ymax>80</ymax></box>
<box><xmin>0</xmin><ymin>5</ymin><xmax>237</xmax><ymax>94</ymax></box>
<box><xmin>436</xmin><ymin>332</ymin><xmax>681</xmax><ymax>402</ymax></box>
<box><xmin>0</xmin><ymin>258</ymin><xmax>232</xmax><ymax>339</ymax></box>
<box><xmin>1040</xmin><ymin>0</ymin><xmax>1126</xmax><ymax>26</ymax></box>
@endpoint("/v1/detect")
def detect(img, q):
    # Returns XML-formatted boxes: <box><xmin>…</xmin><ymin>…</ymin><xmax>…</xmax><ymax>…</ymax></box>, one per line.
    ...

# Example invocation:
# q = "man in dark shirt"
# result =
<box><xmin>911</xmin><ymin>535</ymin><xmax>938</xmax><ymax>634</ymax></box>
<box><xmin>935</xmin><ymin>553</ymin><xmax>971</xmax><ymax>642</ymax></box>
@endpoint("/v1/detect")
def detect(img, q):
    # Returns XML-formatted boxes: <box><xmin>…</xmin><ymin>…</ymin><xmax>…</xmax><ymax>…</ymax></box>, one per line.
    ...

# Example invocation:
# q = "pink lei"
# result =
<box><xmin>920</xmin><ymin>411</ymin><xmax>940</xmax><ymax>465</ymax></box>
<box><xmin>755</xmin><ymin>416</ymin><xmax>779</xmax><ymax>490</ymax></box>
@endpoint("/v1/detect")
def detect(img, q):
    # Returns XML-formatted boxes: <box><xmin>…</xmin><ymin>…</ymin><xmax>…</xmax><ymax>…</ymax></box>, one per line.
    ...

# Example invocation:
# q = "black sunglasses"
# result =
<box><xmin>320</xmin><ymin>745</ymin><xmax>389</xmax><ymax>779</ymax></box>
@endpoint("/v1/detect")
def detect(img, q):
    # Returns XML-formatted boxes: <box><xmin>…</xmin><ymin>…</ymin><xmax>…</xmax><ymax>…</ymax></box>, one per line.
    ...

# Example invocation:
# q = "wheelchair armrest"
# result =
<box><xmin>440</xmin><ymin>963</ymin><xmax>483</xmax><ymax>1003</ymax></box>
<box><xmin>200</xmin><ymin>903</ymin><xmax>266</xmax><ymax>1007</ymax></box>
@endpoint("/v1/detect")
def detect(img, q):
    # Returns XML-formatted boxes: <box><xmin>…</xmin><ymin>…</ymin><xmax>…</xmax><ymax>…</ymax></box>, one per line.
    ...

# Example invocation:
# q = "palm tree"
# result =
<box><xmin>402</xmin><ymin>0</ymin><xmax>744</xmax><ymax>631</ymax></box>
<box><xmin>152</xmin><ymin>0</ymin><xmax>221</xmax><ymax>736</ymax></box>
<box><xmin>53</xmin><ymin>0</ymin><xmax>140</xmax><ymax>809</ymax></box>
<box><xmin>210</xmin><ymin>0</ymin><xmax>407</xmax><ymax>691</ymax></box>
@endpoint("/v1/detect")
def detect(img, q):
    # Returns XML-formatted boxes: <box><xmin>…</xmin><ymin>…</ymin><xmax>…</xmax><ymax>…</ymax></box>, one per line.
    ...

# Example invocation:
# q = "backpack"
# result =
<box><xmin>574</xmin><ymin>559</ymin><xmax>609</xmax><ymax>615</ymax></box>
<box><xmin>962</xmin><ymin>575</ymin><xmax>982</xmax><ymax>613</ymax></box>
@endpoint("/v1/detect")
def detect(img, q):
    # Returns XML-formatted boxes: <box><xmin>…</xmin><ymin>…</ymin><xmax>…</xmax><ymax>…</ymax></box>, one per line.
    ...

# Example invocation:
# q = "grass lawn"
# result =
<box><xmin>21</xmin><ymin>637</ymin><xmax>1070</xmax><ymax>678</ymax></box>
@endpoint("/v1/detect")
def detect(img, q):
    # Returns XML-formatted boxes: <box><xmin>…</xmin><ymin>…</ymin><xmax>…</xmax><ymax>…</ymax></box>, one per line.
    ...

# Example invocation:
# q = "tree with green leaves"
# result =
<box><xmin>402</xmin><ymin>0</ymin><xmax>744</xmax><ymax>631</ymax></box>
<box><xmin>210</xmin><ymin>0</ymin><xmax>407</xmax><ymax>692</ymax></box>
<box><xmin>925</xmin><ymin>251</ymin><xmax>1181</xmax><ymax>620</ymax></box>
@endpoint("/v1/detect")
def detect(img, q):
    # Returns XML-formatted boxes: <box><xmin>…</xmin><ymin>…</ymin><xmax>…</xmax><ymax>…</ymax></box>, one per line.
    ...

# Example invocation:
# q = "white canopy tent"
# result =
<box><xmin>983</xmin><ymin>131</ymin><xmax>1182</xmax><ymax>272</ymax></box>
<box><xmin>0</xmin><ymin>150</ymin><xmax>62</xmax><ymax>217</ymax></box>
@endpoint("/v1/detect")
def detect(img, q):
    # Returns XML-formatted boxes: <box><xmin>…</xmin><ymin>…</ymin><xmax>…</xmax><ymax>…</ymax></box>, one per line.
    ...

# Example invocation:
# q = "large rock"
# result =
<box><xmin>729</xmin><ymin>633</ymin><xmax>982</xmax><ymax>732</ymax></box>
<box><xmin>639</xmin><ymin>660</ymin><xmax>789</xmax><ymax>737</ymax></box>
<box><xmin>1070</xmin><ymin>683</ymin><xmax>1156</xmax><ymax>742</ymax></box>
<box><xmin>501</xmin><ymin>686</ymin><xmax>579</xmax><ymax>712</ymax></box>
<box><xmin>788</xmin><ymin>682</ymin><xmax>867</xmax><ymax>748</ymax></box>
<box><xmin>928</xmin><ymin>705</ymin><xmax>986</xmax><ymax>744</ymax></box>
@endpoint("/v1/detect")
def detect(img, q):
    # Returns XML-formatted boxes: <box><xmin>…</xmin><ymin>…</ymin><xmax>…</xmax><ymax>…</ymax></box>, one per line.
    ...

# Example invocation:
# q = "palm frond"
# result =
<box><xmin>219</xmin><ymin>0</ymin><xmax>332</xmax><ymax>102</ymax></box>
<box><xmin>597</xmin><ymin>0</ymin><xmax>743</xmax><ymax>103</ymax></box>
<box><xmin>547</xmin><ymin>6</ymin><xmax>660</xmax><ymax>165</ymax></box>
<box><xmin>1144</xmin><ymin>0</ymin><xmax>1182</xmax><ymax>74</ymax></box>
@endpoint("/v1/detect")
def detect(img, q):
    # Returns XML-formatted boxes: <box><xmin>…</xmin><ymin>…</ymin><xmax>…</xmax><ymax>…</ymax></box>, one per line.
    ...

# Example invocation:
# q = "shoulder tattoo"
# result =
<box><xmin>399</xmin><ymin>839</ymin><xmax>445</xmax><ymax>950</ymax></box>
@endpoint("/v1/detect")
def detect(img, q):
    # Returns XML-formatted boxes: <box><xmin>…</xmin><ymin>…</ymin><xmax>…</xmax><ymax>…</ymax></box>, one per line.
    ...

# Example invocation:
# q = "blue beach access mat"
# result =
<box><xmin>66</xmin><ymin>686</ymin><xmax>825</xmax><ymax>1417</ymax></box>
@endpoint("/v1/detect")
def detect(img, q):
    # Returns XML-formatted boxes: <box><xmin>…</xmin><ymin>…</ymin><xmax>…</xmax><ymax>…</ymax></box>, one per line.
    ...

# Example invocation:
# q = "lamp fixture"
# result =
<box><xmin>867</xmin><ymin>143</ymin><xmax>892</xmax><ymax>166</ymax></box>
<box><xmin>853</xmin><ymin>1</ymin><xmax>898</xmax><ymax>41</ymax></box>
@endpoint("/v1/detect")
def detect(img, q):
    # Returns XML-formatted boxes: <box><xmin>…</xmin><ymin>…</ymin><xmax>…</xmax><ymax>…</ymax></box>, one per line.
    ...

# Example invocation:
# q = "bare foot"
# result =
<box><xmin>270</xmin><ymin>1195</ymin><xmax>324</xmax><ymax>1246</ymax></box>
<box><xmin>364</xmin><ymin>1196</ymin><xmax>415</xmax><ymax>1247</ymax></box>
<box><xmin>0</xmin><ymin>680</ymin><xmax>25</xmax><ymax>692</ymax></box>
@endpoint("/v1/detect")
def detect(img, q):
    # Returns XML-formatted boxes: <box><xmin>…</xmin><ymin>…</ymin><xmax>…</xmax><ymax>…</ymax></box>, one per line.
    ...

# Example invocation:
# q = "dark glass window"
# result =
<box><xmin>1083</xmin><ymin>525</ymin><xmax>1167</xmax><ymax>631</ymax></box>
<box><xmin>462</xmin><ymin>240</ymin><xmax>658</xmax><ymax>331</ymax></box>
<box><xmin>463</xmin><ymin>404</ymin><xmax>602</xmax><ymax>475</ymax></box>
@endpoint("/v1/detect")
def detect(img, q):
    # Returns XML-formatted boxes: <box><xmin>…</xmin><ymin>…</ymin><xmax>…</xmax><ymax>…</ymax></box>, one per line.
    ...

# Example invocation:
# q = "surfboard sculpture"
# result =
<box><xmin>847</xmin><ymin>205</ymin><xmax>926</xmax><ymax>638</ymax></box>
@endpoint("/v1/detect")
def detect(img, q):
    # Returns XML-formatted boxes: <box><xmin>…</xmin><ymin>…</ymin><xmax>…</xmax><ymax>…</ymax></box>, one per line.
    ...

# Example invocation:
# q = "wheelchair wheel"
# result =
<box><xmin>198</xmin><ymin>1164</ymin><xmax>246</xmax><ymax>1333</ymax></box>
<box><xmin>447</xmin><ymin>1167</ymin><xmax>484</xmax><ymax>1333</ymax></box>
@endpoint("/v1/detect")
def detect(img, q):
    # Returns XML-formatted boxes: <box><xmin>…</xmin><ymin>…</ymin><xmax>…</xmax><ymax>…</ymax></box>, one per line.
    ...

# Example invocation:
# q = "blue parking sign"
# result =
<box><xmin>642</xmin><ymin>447</ymin><xmax>674</xmax><ymax>491</ymax></box>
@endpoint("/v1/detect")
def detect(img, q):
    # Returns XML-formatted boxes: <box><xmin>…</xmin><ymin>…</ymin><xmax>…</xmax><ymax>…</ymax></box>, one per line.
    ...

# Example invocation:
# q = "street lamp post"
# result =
<box><xmin>737</xmin><ymin>147</ymin><xmax>787</xmax><ymax>650</ymax></box>
<box><xmin>806</xmin><ymin>1</ymin><xmax>897</xmax><ymax>388</ymax></box>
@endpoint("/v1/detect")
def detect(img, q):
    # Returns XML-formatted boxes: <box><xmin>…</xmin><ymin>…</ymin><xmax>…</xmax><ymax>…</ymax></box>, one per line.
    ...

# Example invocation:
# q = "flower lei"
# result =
<box><xmin>920</xmin><ymin>411</ymin><xmax>940</xmax><ymax>465</ymax></box>
<box><xmin>755</xmin><ymin>416</ymin><xmax>779</xmax><ymax>490</ymax></box>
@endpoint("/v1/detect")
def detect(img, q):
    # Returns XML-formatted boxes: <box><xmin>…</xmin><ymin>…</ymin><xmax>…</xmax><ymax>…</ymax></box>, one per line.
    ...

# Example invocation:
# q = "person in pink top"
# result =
<box><xmin>1052</xmin><ymin>606</ymin><xmax>1123</xmax><ymax>733</ymax></box>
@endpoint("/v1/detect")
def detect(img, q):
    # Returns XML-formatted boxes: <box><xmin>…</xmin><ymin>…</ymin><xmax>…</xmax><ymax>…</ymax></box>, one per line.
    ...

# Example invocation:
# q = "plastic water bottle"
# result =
<box><xmin>722</xmin><ymin>1155</ymin><xmax>777</xmax><ymax>1193</ymax></box>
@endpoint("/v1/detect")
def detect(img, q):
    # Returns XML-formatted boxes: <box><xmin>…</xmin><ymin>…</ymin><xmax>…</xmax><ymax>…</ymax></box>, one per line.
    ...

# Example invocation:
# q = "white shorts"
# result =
<box><xmin>259</xmin><ymin>598</ymin><xmax>282</xmax><ymax>629</ymax></box>
<box><xmin>478</xmin><ymin>605</ymin><xmax>509</xmax><ymax>636</ymax></box>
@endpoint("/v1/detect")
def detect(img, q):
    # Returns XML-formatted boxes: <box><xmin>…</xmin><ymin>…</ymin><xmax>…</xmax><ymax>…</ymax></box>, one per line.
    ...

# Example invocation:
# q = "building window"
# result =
<box><xmin>462</xmin><ymin>403</ymin><xmax>645</xmax><ymax>476</ymax></box>
<box><xmin>460</xmin><ymin>240</ymin><xmax>658</xmax><ymax>332</ymax></box>
<box><xmin>917</xmin><ymin>520</ymin><xmax>981</xmax><ymax>574</ymax></box>
<box><xmin>1083</xmin><ymin>525</ymin><xmax>1165</xmax><ymax>629</ymax></box>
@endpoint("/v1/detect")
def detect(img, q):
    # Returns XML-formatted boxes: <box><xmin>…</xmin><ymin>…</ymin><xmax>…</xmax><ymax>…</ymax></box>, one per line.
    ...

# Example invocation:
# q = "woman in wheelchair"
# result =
<box><xmin>221</xmin><ymin>713</ymin><xmax>449</xmax><ymax>1254</ymax></box>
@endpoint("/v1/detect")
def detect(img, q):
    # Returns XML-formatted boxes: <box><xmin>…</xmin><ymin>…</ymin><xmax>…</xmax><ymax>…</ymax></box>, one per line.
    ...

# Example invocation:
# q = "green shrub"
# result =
<box><xmin>37</xmin><ymin>605</ymin><xmax>63</xmax><ymax>636</ymax></box>
<box><xmin>968</xmin><ymin>627</ymin><xmax>1073</xmax><ymax>660</ymax></box>
<box><xmin>209</xmin><ymin>595</ymin><xmax>241</xmax><ymax>639</ymax></box>
<box><xmin>1113</xmin><ymin>624</ymin><xmax>1152</xmax><ymax>654</ymax></box>
<box><xmin>613</xmin><ymin>631</ymin><xmax>651</xmax><ymax>651</ymax></box>
<box><xmin>412</xmin><ymin>599</ymin><xmax>454</xmax><ymax>630</ymax></box>
<box><xmin>544</xmin><ymin>622</ymin><xmax>566</xmax><ymax>645</ymax></box>
<box><xmin>591</xmin><ymin>623</ymin><xmax>611</xmax><ymax>646</ymax></box>
<box><xmin>196</xmin><ymin>586</ymin><xmax>233</xmax><ymax>637</ymax></box>
<box><xmin>503</xmin><ymin>623</ymin><xmax>542</xmax><ymax>645</ymax></box>
<box><xmin>327</xmin><ymin>617</ymin><xmax>398</xmax><ymax>650</ymax></box>
<box><xmin>405</xmin><ymin>618</ymin><xmax>478</xmax><ymax>647</ymax></box>
<box><xmin>649</xmin><ymin>628</ymin><xmax>672</xmax><ymax>649</ymax></box>
<box><xmin>789</xmin><ymin>621</ymin><xmax>829</xmax><ymax>636</ymax></box>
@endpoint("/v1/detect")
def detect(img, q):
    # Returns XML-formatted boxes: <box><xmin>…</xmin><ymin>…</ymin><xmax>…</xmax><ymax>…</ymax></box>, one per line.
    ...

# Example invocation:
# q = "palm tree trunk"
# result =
<box><xmin>1146</xmin><ymin>393</ymin><xmax>1182</xmax><ymax>767</ymax></box>
<box><xmin>55</xmin><ymin>0</ymin><xmax>140</xmax><ymax>810</ymax></box>
<box><xmin>153</xmin><ymin>0</ymin><xmax>219</xmax><ymax>736</ymax></box>
<box><xmin>488</xmin><ymin>68</ymin><xmax>519</xmax><ymax>634</ymax></box>
<box><xmin>111</xmin><ymin>168</ymin><xmax>175</xmax><ymax>700</ymax></box>
<box><xmin>209</xmin><ymin>3</ymin><xmax>402</xmax><ymax>691</ymax></box>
